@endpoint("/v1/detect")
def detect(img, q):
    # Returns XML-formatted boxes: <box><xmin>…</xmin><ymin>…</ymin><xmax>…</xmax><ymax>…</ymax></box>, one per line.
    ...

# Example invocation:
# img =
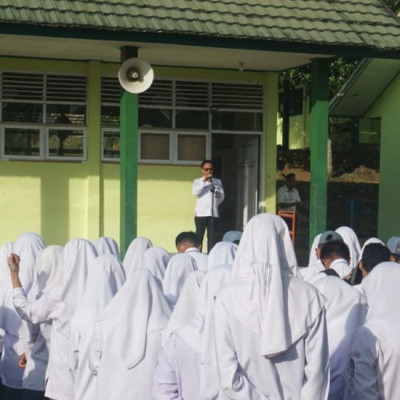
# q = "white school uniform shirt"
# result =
<box><xmin>93</xmin><ymin>269</ymin><xmax>171</xmax><ymax>400</ymax></box>
<box><xmin>192</xmin><ymin>177</ymin><xmax>224</xmax><ymax>217</ymax></box>
<box><xmin>163</xmin><ymin>253</ymin><xmax>198</xmax><ymax>308</ymax></box>
<box><xmin>346</xmin><ymin>262</ymin><xmax>400</xmax><ymax>400</ymax></box>
<box><xmin>154</xmin><ymin>266</ymin><xmax>232</xmax><ymax>400</ymax></box>
<box><xmin>70</xmin><ymin>254</ymin><xmax>126</xmax><ymax>400</ymax></box>
<box><xmin>276</xmin><ymin>185</ymin><xmax>301</xmax><ymax>211</ymax></box>
<box><xmin>153</xmin><ymin>333</ymin><xmax>201</xmax><ymax>400</ymax></box>
<box><xmin>185</xmin><ymin>247</ymin><xmax>208</xmax><ymax>273</ymax></box>
<box><xmin>313</xmin><ymin>276</ymin><xmax>367</xmax><ymax>400</ymax></box>
<box><xmin>214</xmin><ymin>213</ymin><xmax>329</xmax><ymax>400</ymax></box>
<box><xmin>0</xmin><ymin>233</ymin><xmax>44</xmax><ymax>390</ymax></box>
<box><xmin>300</xmin><ymin>259</ymin><xmax>325</xmax><ymax>282</ymax></box>
<box><xmin>329</xmin><ymin>258</ymin><xmax>352</xmax><ymax>278</ymax></box>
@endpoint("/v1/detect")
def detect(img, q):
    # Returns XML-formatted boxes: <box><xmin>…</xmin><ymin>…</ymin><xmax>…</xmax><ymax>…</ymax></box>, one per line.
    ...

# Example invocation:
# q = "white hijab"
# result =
<box><xmin>99</xmin><ymin>269</ymin><xmax>171</xmax><ymax>369</ymax></box>
<box><xmin>207</xmin><ymin>242</ymin><xmax>237</xmax><ymax>270</ymax></box>
<box><xmin>123</xmin><ymin>237</ymin><xmax>153</xmax><ymax>279</ymax></box>
<box><xmin>93</xmin><ymin>237</ymin><xmax>119</xmax><ymax>257</ymax></box>
<box><xmin>308</xmin><ymin>233</ymin><xmax>322</xmax><ymax>267</ymax></box>
<box><xmin>165</xmin><ymin>270</ymin><xmax>205</xmax><ymax>342</ymax></box>
<box><xmin>0</xmin><ymin>242</ymin><xmax>14</xmax><ymax>287</ymax></box>
<box><xmin>53</xmin><ymin>238</ymin><xmax>97</xmax><ymax>318</ymax></box>
<box><xmin>163</xmin><ymin>253</ymin><xmax>198</xmax><ymax>308</ymax></box>
<box><xmin>71</xmin><ymin>254</ymin><xmax>126</xmax><ymax>333</ymax></box>
<box><xmin>362</xmin><ymin>261</ymin><xmax>400</xmax><ymax>353</ymax></box>
<box><xmin>179</xmin><ymin>265</ymin><xmax>232</xmax><ymax>400</ymax></box>
<box><xmin>142</xmin><ymin>246</ymin><xmax>170</xmax><ymax>285</ymax></box>
<box><xmin>228</xmin><ymin>213</ymin><xmax>324</xmax><ymax>356</ymax></box>
<box><xmin>335</xmin><ymin>226</ymin><xmax>361</xmax><ymax>268</ymax></box>
<box><xmin>14</xmin><ymin>232</ymin><xmax>45</xmax><ymax>295</ymax></box>
<box><xmin>34</xmin><ymin>245</ymin><xmax>64</xmax><ymax>296</ymax></box>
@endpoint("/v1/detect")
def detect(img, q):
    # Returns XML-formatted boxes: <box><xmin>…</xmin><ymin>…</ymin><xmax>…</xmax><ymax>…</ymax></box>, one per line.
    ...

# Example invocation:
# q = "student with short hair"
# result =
<box><xmin>175</xmin><ymin>231</ymin><xmax>208</xmax><ymax>273</ymax></box>
<box><xmin>319</xmin><ymin>240</ymin><xmax>352</xmax><ymax>279</ymax></box>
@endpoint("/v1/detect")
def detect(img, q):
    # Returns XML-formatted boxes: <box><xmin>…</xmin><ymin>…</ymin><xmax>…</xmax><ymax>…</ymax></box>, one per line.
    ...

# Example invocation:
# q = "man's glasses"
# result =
<box><xmin>204</xmin><ymin>168</ymin><xmax>213</xmax><ymax>171</ymax></box>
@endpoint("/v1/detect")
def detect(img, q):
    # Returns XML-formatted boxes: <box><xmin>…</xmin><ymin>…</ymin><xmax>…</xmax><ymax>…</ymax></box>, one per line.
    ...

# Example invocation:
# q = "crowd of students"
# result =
<box><xmin>0</xmin><ymin>213</ymin><xmax>399</xmax><ymax>399</ymax></box>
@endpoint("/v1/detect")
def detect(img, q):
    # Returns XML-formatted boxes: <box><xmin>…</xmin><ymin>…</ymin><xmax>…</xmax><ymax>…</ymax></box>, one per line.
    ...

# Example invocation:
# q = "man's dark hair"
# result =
<box><xmin>286</xmin><ymin>173</ymin><xmax>296</xmax><ymax>181</ymax></box>
<box><xmin>201</xmin><ymin>159</ymin><xmax>213</xmax><ymax>168</ymax></box>
<box><xmin>320</xmin><ymin>240</ymin><xmax>350</xmax><ymax>263</ymax></box>
<box><xmin>175</xmin><ymin>231</ymin><xmax>200</xmax><ymax>248</ymax></box>
<box><xmin>361</xmin><ymin>243</ymin><xmax>391</xmax><ymax>273</ymax></box>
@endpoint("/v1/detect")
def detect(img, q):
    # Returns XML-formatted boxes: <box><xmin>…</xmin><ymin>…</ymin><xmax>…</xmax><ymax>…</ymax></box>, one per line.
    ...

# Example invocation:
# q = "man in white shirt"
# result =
<box><xmin>277</xmin><ymin>173</ymin><xmax>301</xmax><ymax>211</ymax></box>
<box><xmin>192</xmin><ymin>160</ymin><xmax>224</xmax><ymax>252</ymax></box>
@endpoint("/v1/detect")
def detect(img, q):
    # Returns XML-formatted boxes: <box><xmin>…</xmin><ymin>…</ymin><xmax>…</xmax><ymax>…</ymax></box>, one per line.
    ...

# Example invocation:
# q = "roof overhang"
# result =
<box><xmin>330</xmin><ymin>58</ymin><xmax>400</xmax><ymax>117</ymax></box>
<box><xmin>2</xmin><ymin>22</ymin><xmax>400</xmax><ymax>72</ymax></box>
<box><xmin>0</xmin><ymin>32</ymin><xmax>335</xmax><ymax>72</ymax></box>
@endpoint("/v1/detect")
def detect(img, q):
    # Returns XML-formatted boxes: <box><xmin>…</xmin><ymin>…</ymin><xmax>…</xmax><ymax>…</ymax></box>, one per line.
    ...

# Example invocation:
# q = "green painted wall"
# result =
<box><xmin>366</xmin><ymin>73</ymin><xmax>400</xmax><ymax>241</ymax></box>
<box><xmin>0</xmin><ymin>57</ymin><xmax>278</xmax><ymax>252</ymax></box>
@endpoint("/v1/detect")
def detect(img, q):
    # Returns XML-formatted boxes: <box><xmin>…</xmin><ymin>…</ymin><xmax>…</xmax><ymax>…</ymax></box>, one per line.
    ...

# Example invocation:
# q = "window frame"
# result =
<box><xmin>100</xmin><ymin>76</ymin><xmax>263</xmax><ymax>164</ymax></box>
<box><xmin>0</xmin><ymin>70</ymin><xmax>88</xmax><ymax>162</ymax></box>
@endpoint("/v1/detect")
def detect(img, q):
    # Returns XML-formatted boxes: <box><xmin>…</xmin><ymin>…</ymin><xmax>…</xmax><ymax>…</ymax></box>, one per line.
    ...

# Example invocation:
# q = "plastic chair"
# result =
<box><xmin>278</xmin><ymin>210</ymin><xmax>296</xmax><ymax>246</ymax></box>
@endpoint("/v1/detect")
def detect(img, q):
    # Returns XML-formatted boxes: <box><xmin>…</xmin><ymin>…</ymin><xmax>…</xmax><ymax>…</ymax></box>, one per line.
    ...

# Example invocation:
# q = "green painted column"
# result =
<box><xmin>120</xmin><ymin>47</ymin><xmax>139</xmax><ymax>257</ymax></box>
<box><xmin>309</xmin><ymin>59</ymin><xmax>330</xmax><ymax>244</ymax></box>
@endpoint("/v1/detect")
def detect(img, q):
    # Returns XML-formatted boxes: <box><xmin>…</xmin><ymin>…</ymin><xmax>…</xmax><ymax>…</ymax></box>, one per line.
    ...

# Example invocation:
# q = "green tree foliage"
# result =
<box><xmin>279</xmin><ymin>0</ymin><xmax>400</xmax><ymax>99</ymax></box>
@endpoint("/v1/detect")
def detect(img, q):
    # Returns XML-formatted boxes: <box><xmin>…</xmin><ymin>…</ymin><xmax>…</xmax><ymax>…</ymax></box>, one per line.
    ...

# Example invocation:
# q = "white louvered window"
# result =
<box><xmin>100</xmin><ymin>77</ymin><xmax>263</xmax><ymax>164</ymax></box>
<box><xmin>0</xmin><ymin>71</ymin><xmax>87</xmax><ymax>160</ymax></box>
<box><xmin>211</xmin><ymin>82</ymin><xmax>263</xmax><ymax>132</ymax></box>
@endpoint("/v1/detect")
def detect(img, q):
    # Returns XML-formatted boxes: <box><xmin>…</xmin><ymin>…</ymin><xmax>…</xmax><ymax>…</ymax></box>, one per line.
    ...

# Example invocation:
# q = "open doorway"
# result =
<box><xmin>212</xmin><ymin>133</ymin><xmax>260</xmax><ymax>240</ymax></box>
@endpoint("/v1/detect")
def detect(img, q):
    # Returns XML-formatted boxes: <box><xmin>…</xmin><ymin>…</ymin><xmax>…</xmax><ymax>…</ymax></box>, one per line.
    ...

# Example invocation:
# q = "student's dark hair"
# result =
<box><xmin>201</xmin><ymin>159</ymin><xmax>213</xmax><ymax>168</ymax></box>
<box><xmin>361</xmin><ymin>243</ymin><xmax>391</xmax><ymax>273</ymax></box>
<box><xmin>320</xmin><ymin>240</ymin><xmax>350</xmax><ymax>263</ymax></box>
<box><xmin>175</xmin><ymin>231</ymin><xmax>200</xmax><ymax>248</ymax></box>
<box><xmin>286</xmin><ymin>173</ymin><xmax>296</xmax><ymax>181</ymax></box>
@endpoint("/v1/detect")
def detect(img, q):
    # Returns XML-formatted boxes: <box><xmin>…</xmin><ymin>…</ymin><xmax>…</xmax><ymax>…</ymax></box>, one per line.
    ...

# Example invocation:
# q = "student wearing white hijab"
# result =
<box><xmin>141</xmin><ymin>246</ymin><xmax>171</xmax><ymax>286</ymax></box>
<box><xmin>70</xmin><ymin>254</ymin><xmax>126</xmax><ymax>400</ymax></box>
<box><xmin>164</xmin><ymin>270</ymin><xmax>205</xmax><ymax>342</ymax></box>
<box><xmin>122</xmin><ymin>237</ymin><xmax>152</xmax><ymax>279</ymax></box>
<box><xmin>93</xmin><ymin>269</ymin><xmax>171</xmax><ymax>400</ymax></box>
<box><xmin>345</xmin><ymin>262</ymin><xmax>400</xmax><ymax>399</ymax></box>
<box><xmin>154</xmin><ymin>265</ymin><xmax>232</xmax><ymax>400</ymax></box>
<box><xmin>1</xmin><ymin>232</ymin><xmax>44</xmax><ymax>400</ymax></box>
<box><xmin>335</xmin><ymin>226</ymin><xmax>361</xmax><ymax>269</ymax></box>
<box><xmin>214</xmin><ymin>213</ymin><xmax>329</xmax><ymax>399</ymax></box>
<box><xmin>207</xmin><ymin>241</ymin><xmax>237</xmax><ymax>271</ymax></box>
<box><xmin>313</xmin><ymin>275</ymin><xmax>367</xmax><ymax>400</ymax></box>
<box><xmin>163</xmin><ymin>253</ymin><xmax>198</xmax><ymax>308</ymax></box>
<box><xmin>9</xmin><ymin>238</ymin><xmax>97</xmax><ymax>400</ymax></box>
<box><xmin>21</xmin><ymin>246</ymin><xmax>63</xmax><ymax>400</ymax></box>
<box><xmin>92</xmin><ymin>237</ymin><xmax>119</xmax><ymax>257</ymax></box>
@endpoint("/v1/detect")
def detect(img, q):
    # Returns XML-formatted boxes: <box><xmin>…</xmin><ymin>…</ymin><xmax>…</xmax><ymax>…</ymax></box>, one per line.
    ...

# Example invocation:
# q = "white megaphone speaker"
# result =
<box><xmin>118</xmin><ymin>58</ymin><xmax>154</xmax><ymax>94</ymax></box>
